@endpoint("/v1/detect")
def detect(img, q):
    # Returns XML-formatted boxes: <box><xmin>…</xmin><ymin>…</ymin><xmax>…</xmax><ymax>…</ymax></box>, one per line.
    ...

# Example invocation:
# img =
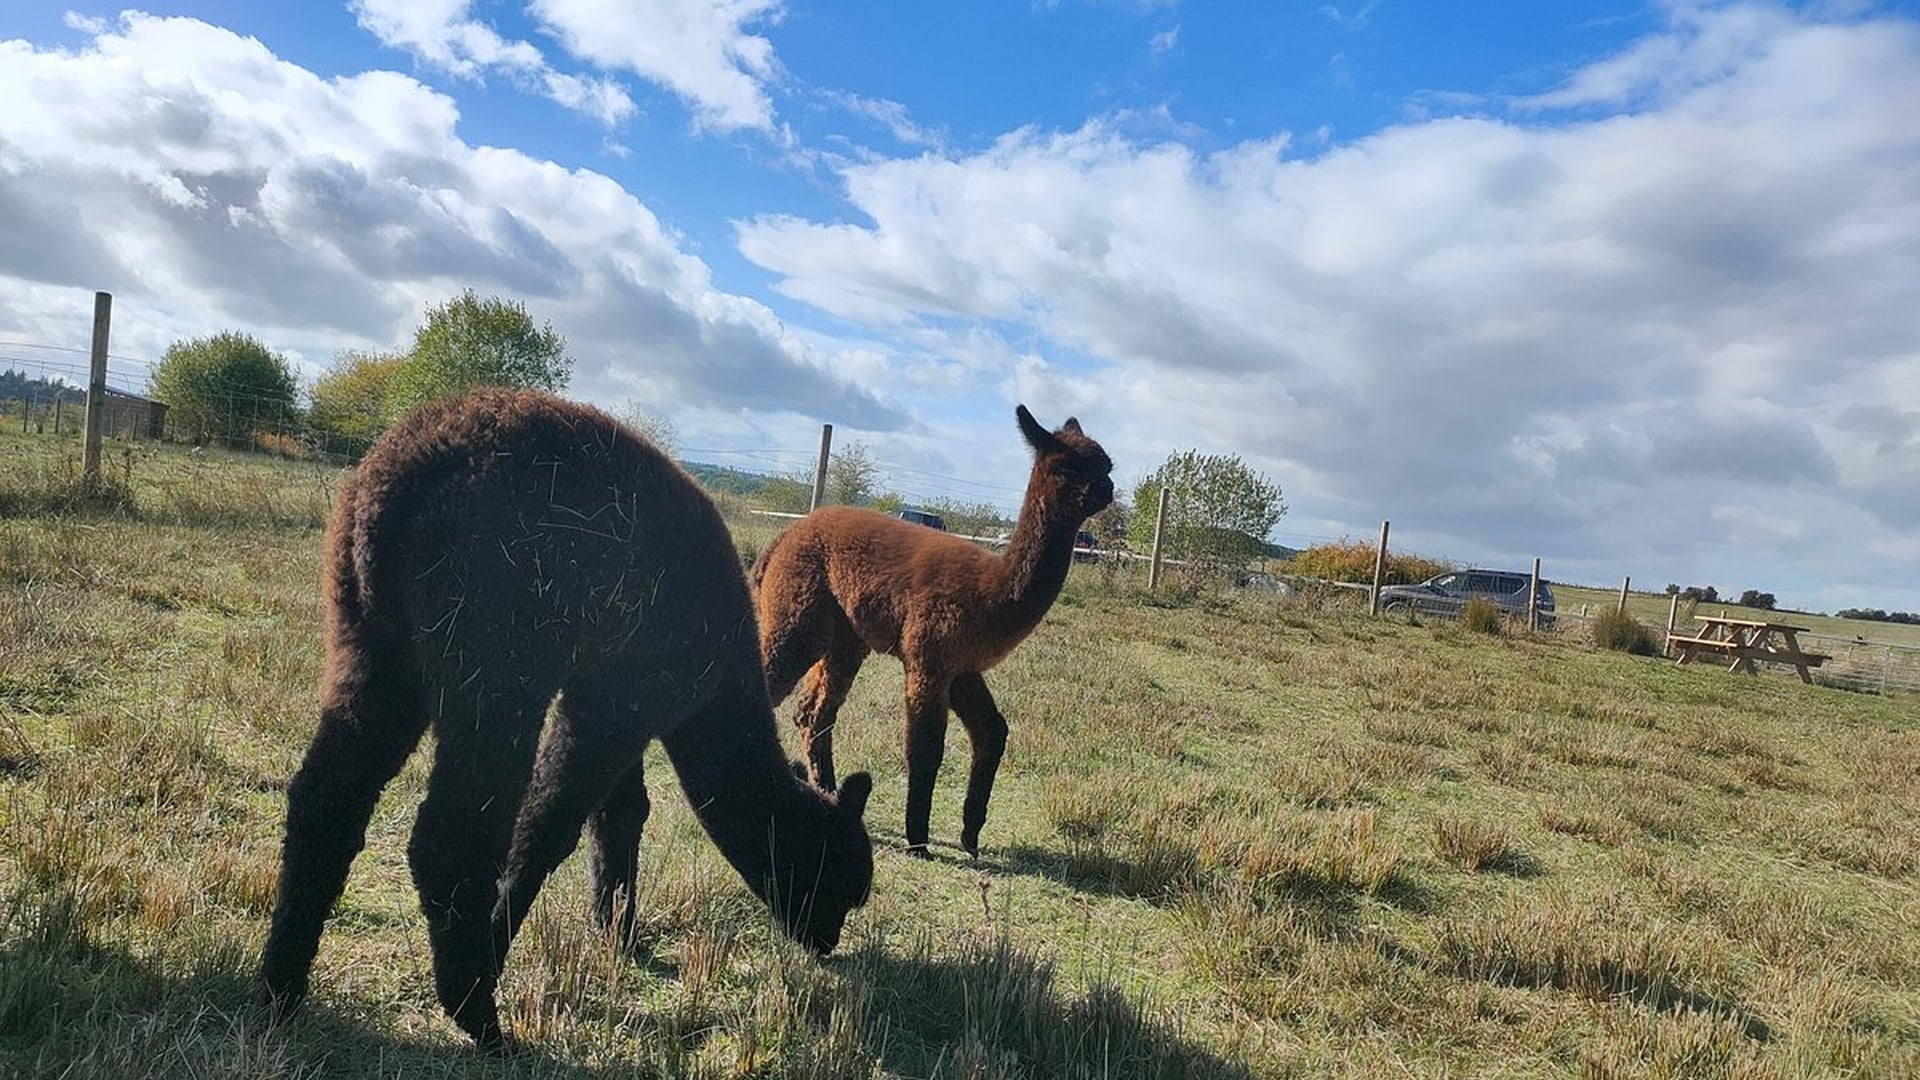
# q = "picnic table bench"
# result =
<box><xmin>1669</xmin><ymin>615</ymin><xmax>1830</xmax><ymax>684</ymax></box>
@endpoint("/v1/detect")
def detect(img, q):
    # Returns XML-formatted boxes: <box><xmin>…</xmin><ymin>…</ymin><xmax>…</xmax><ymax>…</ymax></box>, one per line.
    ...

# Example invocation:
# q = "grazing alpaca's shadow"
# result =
<box><xmin>752</xmin><ymin>406</ymin><xmax>1115</xmax><ymax>859</ymax></box>
<box><xmin>831</xmin><ymin>936</ymin><xmax>1263</xmax><ymax>1080</ymax></box>
<box><xmin>256</xmin><ymin>389</ymin><xmax>875</xmax><ymax>1051</ymax></box>
<box><xmin>0</xmin><ymin>924</ymin><xmax>1263</xmax><ymax>1077</ymax></box>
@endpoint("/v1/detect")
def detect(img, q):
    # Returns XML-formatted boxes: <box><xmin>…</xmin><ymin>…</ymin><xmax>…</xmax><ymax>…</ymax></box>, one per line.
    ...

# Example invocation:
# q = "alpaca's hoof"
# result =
<box><xmin>903</xmin><ymin>842</ymin><xmax>933</xmax><ymax>860</ymax></box>
<box><xmin>960</xmin><ymin>831</ymin><xmax>981</xmax><ymax>859</ymax></box>
<box><xmin>472</xmin><ymin>1023</ymin><xmax>520</xmax><ymax>1056</ymax></box>
<box><xmin>259</xmin><ymin>976</ymin><xmax>307</xmax><ymax>1026</ymax></box>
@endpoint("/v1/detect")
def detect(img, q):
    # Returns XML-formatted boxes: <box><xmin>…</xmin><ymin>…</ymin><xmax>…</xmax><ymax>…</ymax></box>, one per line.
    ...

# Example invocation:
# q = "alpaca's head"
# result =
<box><xmin>768</xmin><ymin>771</ymin><xmax>874</xmax><ymax>955</ymax></box>
<box><xmin>1017</xmin><ymin>405</ymin><xmax>1115</xmax><ymax>520</ymax></box>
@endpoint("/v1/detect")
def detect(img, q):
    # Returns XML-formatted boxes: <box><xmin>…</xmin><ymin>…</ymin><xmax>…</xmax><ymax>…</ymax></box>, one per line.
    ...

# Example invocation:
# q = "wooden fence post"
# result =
<box><xmin>809</xmin><ymin>423</ymin><xmax>833</xmax><ymax>512</ymax></box>
<box><xmin>1529</xmin><ymin>557</ymin><xmax>1542</xmax><ymax>632</ymax></box>
<box><xmin>1147</xmin><ymin>486</ymin><xmax>1171</xmax><ymax>592</ymax></box>
<box><xmin>1664</xmin><ymin>592</ymin><xmax>1681</xmax><ymax>654</ymax></box>
<box><xmin>82</xmin><ymin>291</ymin><xmax>112</xmax><ymax>489</ymax></box>
<box><xmin>1617</xmin><ymin>576</ymin><xmax>1631</xmax><ymax>615</ymax></box>
<box><xmin>1369</xmin><ymin>520</ymin><xmax>1390</xmax><ymax>615</ymax></box>
<box><xmin>54</xmin><ymin>397</ymin><xmax>64</xmax><ymax>436</ymax></box>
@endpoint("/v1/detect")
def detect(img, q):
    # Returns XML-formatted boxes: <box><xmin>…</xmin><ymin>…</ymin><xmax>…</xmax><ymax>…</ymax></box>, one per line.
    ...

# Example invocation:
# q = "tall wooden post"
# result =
<box><xmin>1617</xmin><ymin>576</ymin><xmax>1631</xmax><ymax>615</ymax></box>
<box><xmin>54</xmin><ymin>397</ymin><xmax>64</xmax><ymax>436</ymax></box>
<box><xmin>1529</xmin><ymin>557</ymin><xmax>1543</xmax><ymax>632</ymax></box>
<box><xmin>1147</xmin><ymin>486</ymin><xmax>1171</xmax><ymax>591</ymax></box>
<box><xmin>809</xmin><ymin>422</ymin><xmax>833</xmax><ymax>512</ymax></box>
<box><xmin>82</xmin><ymin>291</ymin><xmax>112</xmax><ymax>489</ymax></box>
<box><xmin>1664</xmin><ymin>592</ymin><xmax>1681</xmax><ymax>656</ymax></box>
<box><xmin>1369</xmin><ymin>520</ymin><xmax>1391</xmax><ymax>615</ymax></box>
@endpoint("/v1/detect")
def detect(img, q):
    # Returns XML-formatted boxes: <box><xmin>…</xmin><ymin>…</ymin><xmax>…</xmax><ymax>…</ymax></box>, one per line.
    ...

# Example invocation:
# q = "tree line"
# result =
<box><xmin>1665</xmin><ymin>584</ymin><xmax>1778</xmax><ymax>610</ymax></box>
<box><xmin>148</xmin><ymin>290</ymin><xmax>570</xmax><ymax>457</ymax></box>
<box><xmin>140</xmin><ymin>290</ymin><xmax>1298</xmax><ymax>567</ymax></box>
<box><xmin>1834</xmin><ymin>609</ymin><xmax>1920</xmax><ymax>625</ymax></box>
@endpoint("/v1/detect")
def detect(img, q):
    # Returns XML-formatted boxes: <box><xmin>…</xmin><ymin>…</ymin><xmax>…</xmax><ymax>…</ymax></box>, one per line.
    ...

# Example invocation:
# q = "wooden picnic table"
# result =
<box><xmin>1667</xmin><ymin>614</ymin><xmax>1830</xmax><ymax>684</ymax></box>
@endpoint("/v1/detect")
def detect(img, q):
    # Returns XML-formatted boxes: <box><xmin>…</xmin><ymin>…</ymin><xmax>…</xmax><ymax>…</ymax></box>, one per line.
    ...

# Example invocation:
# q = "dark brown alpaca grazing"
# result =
<box><xmin>752</xmin><ymin>406</ymin><xmax>1113</xmax><ymax>858</ymax></box>
<box><xmin>258</xmin><ymin>388</ymin><xmax>873</xmax><ymax>1050</ymax></box>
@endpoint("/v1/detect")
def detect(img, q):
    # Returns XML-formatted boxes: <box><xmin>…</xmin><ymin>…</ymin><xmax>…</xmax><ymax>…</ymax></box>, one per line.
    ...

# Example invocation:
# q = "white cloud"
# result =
<box><xmin>350</xmin><ymin>0</ymin><xmax>634</xmax><ymax>125</ymax></box>
<box><xmin>529</xmin><ymin>0</ymin><xmax>784</xmax><ymax>132</ymax></box>
<box><xmin>736</xmin><ymin>4</ymin><xmax>1920</xmax><ymax>609</ymax></box>
<box><xmin>0</xmin><ymin>14</ymin><xmax>903</xmax><ymax>429</ymax></box>
<box><xmin>1150</xmin><ymin>25</ymin><xmax>1179</xmax><ymax>56</ymax></box>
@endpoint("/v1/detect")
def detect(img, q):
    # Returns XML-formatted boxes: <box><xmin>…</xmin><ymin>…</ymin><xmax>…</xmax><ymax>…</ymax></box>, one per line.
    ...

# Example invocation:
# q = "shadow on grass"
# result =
<box><xmin>838</xmin><ymin>931</ymin><xmax>1261</xmax><ymax>1080</ymax></box>
<box><xmin>988</xmin><ymin>839</ymin><xmax>1438</xmax><ymax>918</ymax></box>
<box><xmin>988</xmin><ymin>841</ymin><xmax>1188</xmax><ymax>903</ymax></box>
<box><xmin>1</xmin><ymin>903</ymin><xmax>1253</xmax><ymax>1078</ymax></box>
<box><xmin>0</xmin><ymin>932</ymin><xmax>618</xmax><ymax>1079</ymax></box>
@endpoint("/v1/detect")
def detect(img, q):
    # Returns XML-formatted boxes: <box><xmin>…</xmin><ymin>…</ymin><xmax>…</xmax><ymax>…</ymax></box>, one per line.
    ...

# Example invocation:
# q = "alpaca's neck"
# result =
<box><xmin>992</xmin><ymin>473</ymin><xmax>1080</xmax><ymax>617</ymax></box>
<box><xmin>660</xmin><ymin>683</ymin><xmax>821</xmax><ymax>895</ymax></box>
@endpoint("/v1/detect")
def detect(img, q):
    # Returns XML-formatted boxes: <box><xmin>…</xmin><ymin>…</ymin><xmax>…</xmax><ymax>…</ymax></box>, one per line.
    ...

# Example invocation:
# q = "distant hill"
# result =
<box><xmin>680</xmin><ymin>461</ymin><xmax>782</xmax><ymax>497</ymax></box>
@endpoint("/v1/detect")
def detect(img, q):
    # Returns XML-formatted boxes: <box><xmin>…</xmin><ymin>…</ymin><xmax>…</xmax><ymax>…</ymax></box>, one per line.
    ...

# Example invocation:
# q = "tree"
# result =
<box><xmin>150</xmin><ymin>331</ymin><xmax>299</xmax><ymax>446</ymax></box>
<box><xmin>1126</xmin><ymin>450</ymin><xmax>1286</xmax><ymax>567</ymax></box>
<box><xmin>615</xmin><ymin>401</ymin><xmax>679</xmax><ymax>459</ymax></box>
<box><xmin>387</xmin><ymin>290</ymin><xmax>571</xmax><ymax>419</ymax></box>
<box><xmin>1737</xmin><ymin>589</ymin><xmax>1778</xmax><ymax>611</ymax></box>
<box><xmin>826</xmin><ymin>442</ymin><xmax>883</xmax><ymax>506</ymax></box>
<box><xmin>308</xmin><ymin>350</ymin><xmax>404</xmax><ymax>459</ymax></box>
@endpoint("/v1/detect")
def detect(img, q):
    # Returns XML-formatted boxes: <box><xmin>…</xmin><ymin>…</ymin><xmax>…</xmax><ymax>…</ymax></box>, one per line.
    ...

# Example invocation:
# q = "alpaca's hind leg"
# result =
<box><xmin>260</xmin><ymin>645</ymin><xmax>426</xmax><ymax>1019</ymax></box>
<box><xmin>949</xmin><ymin>672</ymin><xmax>1008</xmax><ymax>859</ymax></box>
<box><xmin>793</xmin><ymin>623</ymin><xmax>868</xmax><ymax>792</ymax></box>
<box><xmin>901</xmin><ymin>672</ymin><xmax>952</xmax><ymax>858</ymax></box>
<box><xmin>490</xmin><ymin>690</ymin><xmax>644</xmax><ymax>965</ymax></box>
<box><xmin>408</xmin><ymin>687</ymin><xmax>549</xmax><ymax>1050</ymax></box>
<box><xmin>587</xmin><ymin>760</ymin><xmax>651</xmax><ymax>946</ymax></box>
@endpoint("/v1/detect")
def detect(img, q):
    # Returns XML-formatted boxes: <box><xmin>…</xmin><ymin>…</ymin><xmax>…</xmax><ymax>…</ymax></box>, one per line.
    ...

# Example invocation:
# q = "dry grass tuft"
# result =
<box><xmin>1431</xmin><ymin>813</ymin><xmax>1528</xmax><ymax>873</ymax></box>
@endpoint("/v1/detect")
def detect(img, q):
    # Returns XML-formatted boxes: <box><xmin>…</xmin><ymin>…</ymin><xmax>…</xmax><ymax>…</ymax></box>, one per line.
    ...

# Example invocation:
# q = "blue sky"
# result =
<box><xmin>2</xmin><ymin>2</ymin><xmax>1918</xmax><ymax>614</ymax></box>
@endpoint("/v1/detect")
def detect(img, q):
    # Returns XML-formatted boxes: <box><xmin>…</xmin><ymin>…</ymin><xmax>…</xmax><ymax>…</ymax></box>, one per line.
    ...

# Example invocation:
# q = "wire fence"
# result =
<box><xmin>1546</xmin><ymin>608</ymin><xmax>1920</xmax><ymax>696</ymax></box>
<box><xmin>7</xmin><ymin>333</ymin><xmax>1916</xmax><ymax>697</ymax></box>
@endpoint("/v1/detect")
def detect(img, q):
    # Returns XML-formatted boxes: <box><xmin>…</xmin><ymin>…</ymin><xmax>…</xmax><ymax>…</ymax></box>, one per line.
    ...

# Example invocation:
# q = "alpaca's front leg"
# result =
<box><xmin>261</xmin><ymin>648</ymin><xmax>427</xmax><ymax>1022</ymax></box>
<box><xmin>949</xmin><ymin>672</ymin><xmax>1008</xmax><ymax>858</ymax></box>
<box><xmin>901</xmin><ymin>674</ymin><xmax>951</xmax><ymax>858</ymax></box>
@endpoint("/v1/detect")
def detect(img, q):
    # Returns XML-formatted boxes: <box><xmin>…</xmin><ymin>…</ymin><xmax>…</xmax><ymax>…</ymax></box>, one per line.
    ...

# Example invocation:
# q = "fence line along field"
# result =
<box><xmin>2</xmin><ymin>429</ymin><xmax>1917</xmax><ymax>1078</ymax></box>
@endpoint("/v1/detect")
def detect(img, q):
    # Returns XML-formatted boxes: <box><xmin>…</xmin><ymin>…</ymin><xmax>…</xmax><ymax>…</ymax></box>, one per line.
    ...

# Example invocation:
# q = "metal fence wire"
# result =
<box><xmin>1550</xmin><ymin>610</ymin><xmax>1920</xmax><ymax>696</ymax></box>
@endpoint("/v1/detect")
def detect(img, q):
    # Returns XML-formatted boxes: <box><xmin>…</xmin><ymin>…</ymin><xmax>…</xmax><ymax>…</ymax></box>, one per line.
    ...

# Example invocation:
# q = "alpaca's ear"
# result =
<box><xmin>1061</xmin><ymin>416</ymin><xmax>1084</xmax><ymax>436</ymax></box>
<box><xmin>1016</xmin><ymin>405</ymin><xmax>1059</xmax><ymax>454</ymax></box>
<box><xmin>838</xmin><ymin>772</ymin><xmax>874</xmax><ymax>818</ymax></box>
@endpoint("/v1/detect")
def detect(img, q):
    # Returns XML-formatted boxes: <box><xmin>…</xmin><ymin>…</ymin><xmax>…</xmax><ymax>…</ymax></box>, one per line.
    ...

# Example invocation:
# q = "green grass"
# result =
<box><xmin>3</xmin><ymin>431</ymin><xmax>1918</xmax><ymax>1078</ymax></box>
<box><xmin>1553</xmin><ymin>583</ymin><xmax>1920</xmax><ymax>649</ymax></box>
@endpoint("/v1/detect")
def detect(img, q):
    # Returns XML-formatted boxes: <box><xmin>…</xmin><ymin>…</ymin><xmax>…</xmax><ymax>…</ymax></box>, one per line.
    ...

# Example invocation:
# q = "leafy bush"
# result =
<box><xmin>1462</xmin><ymin>595</ymin><xmax>1504</xmax><ymax>635</ymax></box>
<box><xmin>150</xmin><ymin>331</ymin><xmax>299</xmax><ymax>446</ymax></box>
<box><xmin>1592</xmin><ymin>608</ymin><xmax>1659</xmax><ymax>656</ymax></box>
<box><xmin>1284</xmin><ymin>538</ymin><xmax>1448</xmax><ymax>585</ymax></box>
<box><xmin>307</xmin><ymin>350</ymin><xmax>404</xmax><ymax>460</ymax></box>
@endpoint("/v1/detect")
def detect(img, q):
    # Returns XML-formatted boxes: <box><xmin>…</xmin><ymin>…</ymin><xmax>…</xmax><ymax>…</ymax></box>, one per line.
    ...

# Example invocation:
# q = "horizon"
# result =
<box><xmin>2</xmin><ymin>1</ymin><xmax>1917</xmax><ymax>613</ymax></box>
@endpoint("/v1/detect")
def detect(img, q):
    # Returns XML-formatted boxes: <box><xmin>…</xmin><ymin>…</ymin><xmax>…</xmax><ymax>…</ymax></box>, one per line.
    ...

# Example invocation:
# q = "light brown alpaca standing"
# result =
<box><xmin>751</xmin><ymin>406</ymin><xmax>1114</xmax><ymax>858</ymax></box>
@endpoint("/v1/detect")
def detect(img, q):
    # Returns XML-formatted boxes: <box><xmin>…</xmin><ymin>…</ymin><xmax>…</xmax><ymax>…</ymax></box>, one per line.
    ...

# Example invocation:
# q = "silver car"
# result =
<box><xmin>1378</xmin><ymin>569</ymin><xmax>1555</xmax><ymax>627</ymax></box>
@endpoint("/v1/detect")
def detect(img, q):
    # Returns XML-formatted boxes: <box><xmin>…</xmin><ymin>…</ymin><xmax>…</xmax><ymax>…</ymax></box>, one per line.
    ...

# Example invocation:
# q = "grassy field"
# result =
<box><xmin>1551</xmin><ymin>584</ymin><xmax>1920</xmax><ymax>650</ymax></box>
<box><xmin>2</xmin><ymin>430</ymin><xmax>1917</xmax><ymax>1078</ymax></box>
